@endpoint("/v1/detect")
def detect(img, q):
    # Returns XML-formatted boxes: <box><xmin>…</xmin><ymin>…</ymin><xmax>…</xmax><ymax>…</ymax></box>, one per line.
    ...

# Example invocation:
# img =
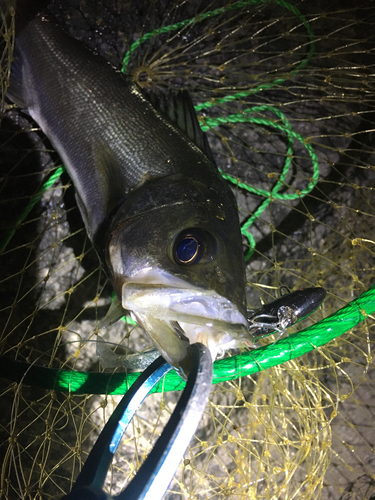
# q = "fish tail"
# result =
<box><xmin>6</xmin><ymin>0</ymin><xmax>49</xmax><ymax>107</ymax></box>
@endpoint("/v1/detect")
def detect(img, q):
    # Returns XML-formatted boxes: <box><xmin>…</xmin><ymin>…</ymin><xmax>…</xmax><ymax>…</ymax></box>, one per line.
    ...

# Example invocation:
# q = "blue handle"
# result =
<box><xmin>61</xmin><ymin>343</ymin><xmax>212</xmax><ymax>500</ymax></box>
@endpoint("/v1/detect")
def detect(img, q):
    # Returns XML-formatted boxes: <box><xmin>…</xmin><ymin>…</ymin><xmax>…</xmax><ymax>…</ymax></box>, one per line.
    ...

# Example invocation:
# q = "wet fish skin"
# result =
<box><xmin>8</xmin><ymin>12</ymin><xmax>249</xmax><ymax>376</ymax></box>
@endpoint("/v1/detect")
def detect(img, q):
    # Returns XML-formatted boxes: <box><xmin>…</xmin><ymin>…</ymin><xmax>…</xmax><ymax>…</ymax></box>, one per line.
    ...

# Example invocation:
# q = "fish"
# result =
<box><xmin>7</xmin><ymin>10</ymin><xmax>250</xmax><ymax>378</ymax></box>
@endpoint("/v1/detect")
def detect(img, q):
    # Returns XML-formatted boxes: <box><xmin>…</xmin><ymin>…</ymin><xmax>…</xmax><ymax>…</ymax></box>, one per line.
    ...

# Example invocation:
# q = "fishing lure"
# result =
<box><xmin>247</xmin><ymin>287</ymin><xmax>327</xmax><ymax>341</ymax></box>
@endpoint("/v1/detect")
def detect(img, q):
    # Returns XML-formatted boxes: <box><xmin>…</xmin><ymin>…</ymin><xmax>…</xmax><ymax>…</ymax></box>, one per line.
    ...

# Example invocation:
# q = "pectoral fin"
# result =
<box><xmin>98</xmin><ymin>295</ymin><xmax>124</xmax><ymax>330</ymax></box>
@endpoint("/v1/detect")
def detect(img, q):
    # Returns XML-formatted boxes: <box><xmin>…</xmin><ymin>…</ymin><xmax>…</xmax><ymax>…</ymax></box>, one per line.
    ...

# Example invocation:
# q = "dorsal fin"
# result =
<box><xmin>147</xmin><ymin>90</ymin><xmax>215</xmax><ymax>163</ymax></box>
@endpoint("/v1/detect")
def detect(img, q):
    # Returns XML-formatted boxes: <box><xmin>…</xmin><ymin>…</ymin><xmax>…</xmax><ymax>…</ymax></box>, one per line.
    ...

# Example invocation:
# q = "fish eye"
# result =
<box><xmin>172</xmin><ymin>229</ymin><xmax>215</xmax><ymax>266</ymax></box>
<box><xmin>176</xmin><ymin>236</ymin><xmax>200</xmax><ymax>264</ymax></box>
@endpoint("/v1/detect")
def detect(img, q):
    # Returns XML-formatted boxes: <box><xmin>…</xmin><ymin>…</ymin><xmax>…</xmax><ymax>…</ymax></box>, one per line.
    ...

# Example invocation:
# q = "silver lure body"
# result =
<box><xmin>9</xmin><ymin>12</ymin><xmax>249</xmax><ymax>376</ymax></box>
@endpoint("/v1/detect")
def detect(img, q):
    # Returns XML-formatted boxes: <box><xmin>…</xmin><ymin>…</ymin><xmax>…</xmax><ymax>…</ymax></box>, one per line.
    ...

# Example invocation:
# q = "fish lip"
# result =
<box><xmin>121</xmin><ymin>281</ymin><xmax>249</xmax><ymax>339</ymax></box>
<box><xmin>118</xmin><ymin>270</ymin><xmax>249</xmax><ymax>377</ymax></box>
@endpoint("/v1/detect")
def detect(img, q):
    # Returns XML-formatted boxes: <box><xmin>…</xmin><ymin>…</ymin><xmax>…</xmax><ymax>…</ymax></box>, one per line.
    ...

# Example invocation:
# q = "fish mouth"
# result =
<box><xmin>121</xmin><ymin>272</ymin><xmax>248</xmax><ymax>379</ymax></box>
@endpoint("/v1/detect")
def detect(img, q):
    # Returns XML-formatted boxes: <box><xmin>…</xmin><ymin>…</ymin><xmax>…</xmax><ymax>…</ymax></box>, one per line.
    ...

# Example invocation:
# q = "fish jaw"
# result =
<box><xmin>120</xmin><ymin>270</ymin><xmax>249</xmax><ymax>378</ymax></box>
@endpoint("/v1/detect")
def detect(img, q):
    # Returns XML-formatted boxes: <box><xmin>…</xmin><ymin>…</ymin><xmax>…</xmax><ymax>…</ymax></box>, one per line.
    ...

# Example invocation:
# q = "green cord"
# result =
<box><xmin>121</xmin><ymin>0</ymin><xmax>264</xmax><ymax>73</ymax></box>
<box><xmin>201</xmin><ymin>106</ymin><xmax>319</xmax><ymax>259</ymax></box>
<box><xmin>121</xmin><ymin>0</ymin><xmax>315</xmax><ymax>92</ymax></box>
<box><xmin>1</xmin><ymin>0</ymin><xmax>317</xmax><ymax>259</ymax></box>
<box><xmin>0</xmin><ymin>0</ymin><xmax>332</xmax><ymax>394</ymax></box>
<box><xmin>122</xmin><ymin>0</ymin><xmax>315</xmax><ymax>104</ymax></box>
<box><xmin>121</xmin><ymin>0</ymin><xmax>317</xmax><ymax>259</ymax></box>
<box><xmin>0</xmin><ymin>166</ymin><xmax>65</xmax><ymax>253</ymax></box>
<box><xmin>1</xmin><ymin>284</ymin><xmax>374</xmax><ymax>394</ymax></box>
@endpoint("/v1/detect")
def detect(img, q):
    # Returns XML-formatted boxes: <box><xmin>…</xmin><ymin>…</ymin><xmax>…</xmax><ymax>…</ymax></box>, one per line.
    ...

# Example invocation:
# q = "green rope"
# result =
<box><xmin>121</xmin><ymin>0</ymin><xmax>317</xmax><ymax>259</ymax></box>
<box><xmin>121</xmin><ymin>0</ymin><xmax>315</xmax><ymax>92</ymax></box>
<box><xmin>121</xmin><ymin>0</ymin><xmax>263</xmax><ymax>73</ymax></box>
<box><xmin>1</xmin><ymin>285</ymin><xmax>374</xmax><ymax>394</ymax></box>
<box><xmin>0</xmin><ymin>166</ymin><xmax>65</xmax><ymax>253</ymax></box>
<box><xmin>1</xmin><ymin>0</ymin><xmax>316</xmax><ymax>258</ymax></box>
<box><xmin>0</xmin><ymin>0</ymin><xmax>328</xmax><ymax>394</ymax></box>
<box><xmin>201</xmin><ymin>106</ymin><xmax>320</xmax><ymax>259</ymax></box>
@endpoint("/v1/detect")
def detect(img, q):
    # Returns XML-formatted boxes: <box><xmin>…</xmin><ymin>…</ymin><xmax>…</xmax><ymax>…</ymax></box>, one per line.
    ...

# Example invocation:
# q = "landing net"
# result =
<box><xmin>0</xmin><ymin>1</ymin><xmax>374</xmax><ymax>498</ymax></box>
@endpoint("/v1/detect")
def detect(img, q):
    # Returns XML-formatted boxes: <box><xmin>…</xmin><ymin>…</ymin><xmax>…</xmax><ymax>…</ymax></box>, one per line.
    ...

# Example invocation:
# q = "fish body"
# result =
<box><xmin>8</xmin><ymin>12</ymin><xmax>249</xmax><ymax>376</ymax></box>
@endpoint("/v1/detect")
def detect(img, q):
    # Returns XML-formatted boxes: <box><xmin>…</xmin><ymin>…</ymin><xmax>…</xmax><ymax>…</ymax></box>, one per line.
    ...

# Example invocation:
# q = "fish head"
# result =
<box><xmin>106</xmin><ymin>174</ymin><xmax>249</xmax><ymax>378</ymax></box>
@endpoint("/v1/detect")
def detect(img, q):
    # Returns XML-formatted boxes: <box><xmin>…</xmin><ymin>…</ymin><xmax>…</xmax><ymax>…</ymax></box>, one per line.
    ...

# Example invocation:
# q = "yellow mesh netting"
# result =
<box><xmin>0</xmin><ymin>0</ymin><xmax>14</xmax><ymax>110</ymax></box>
<box><xmin>0</xmin><ymin>1</ymin><xmax>374</xmax><ymax>499</ymax></box>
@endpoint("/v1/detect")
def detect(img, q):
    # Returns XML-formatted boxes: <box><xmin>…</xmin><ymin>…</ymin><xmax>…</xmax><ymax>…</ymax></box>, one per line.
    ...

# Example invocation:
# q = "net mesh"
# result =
<box><xmin>0</xmin><ymin>1</ymin><xmax>374</xmax><ymax>499</ymax></box>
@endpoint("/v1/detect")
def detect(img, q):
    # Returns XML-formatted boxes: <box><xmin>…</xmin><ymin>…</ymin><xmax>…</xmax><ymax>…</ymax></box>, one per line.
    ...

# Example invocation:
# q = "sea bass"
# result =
<box><xmin>8</xmin><ymin>11</ymin><xmax>250</xmax><ymax>377</ymax></box>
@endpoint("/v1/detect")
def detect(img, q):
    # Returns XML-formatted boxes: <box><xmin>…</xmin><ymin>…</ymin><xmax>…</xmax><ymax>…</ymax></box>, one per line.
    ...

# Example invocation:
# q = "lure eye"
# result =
<box><xmin>172</xmin><ymin>229</ymin><xmax>216</xmax><ymax>266</ymax></box>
